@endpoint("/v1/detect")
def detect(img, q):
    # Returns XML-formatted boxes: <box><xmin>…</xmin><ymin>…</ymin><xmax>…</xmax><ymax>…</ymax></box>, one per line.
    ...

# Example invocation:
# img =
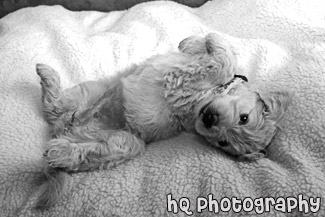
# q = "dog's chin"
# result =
<box><xmin>206</xmin><ymin>138</ymin><xmax>244</xmax><ymax>157</ymax></box>
<box><xmin>209</xmin><ymin>138</ymin><xmax>267</xmax><ymax>160</ymax></box>
<box><xmin>195</xmin><ymin>119</ymin><xmax>267</xmax><ymax>160</ymax></box>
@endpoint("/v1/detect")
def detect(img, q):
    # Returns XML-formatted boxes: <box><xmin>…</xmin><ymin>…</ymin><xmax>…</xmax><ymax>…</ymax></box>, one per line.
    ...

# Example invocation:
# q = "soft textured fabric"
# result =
<box><xmin>0</xmin><ymin>0</ymin><xmax>324</xmax><ymax>216</ymax></box>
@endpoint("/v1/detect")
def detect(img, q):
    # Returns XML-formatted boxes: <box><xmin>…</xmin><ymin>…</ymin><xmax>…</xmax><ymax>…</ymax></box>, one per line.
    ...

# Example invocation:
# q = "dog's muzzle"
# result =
<box><xmin>199</xmin><ymin>74</ymin><xmax>248</xmax><ymax>129</ymax></box>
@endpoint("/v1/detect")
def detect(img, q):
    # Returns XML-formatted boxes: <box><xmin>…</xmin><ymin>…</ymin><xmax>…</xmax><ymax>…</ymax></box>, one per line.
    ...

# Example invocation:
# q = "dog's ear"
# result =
<box><xmin>178</xmin><ymin>35</ymin><xmax>207</xmax><ymax>55</ymax></box>
<box><xmin>259</xmin><ymin>90</ymin><xmax>292</xmax><ymax>122</ymax></box>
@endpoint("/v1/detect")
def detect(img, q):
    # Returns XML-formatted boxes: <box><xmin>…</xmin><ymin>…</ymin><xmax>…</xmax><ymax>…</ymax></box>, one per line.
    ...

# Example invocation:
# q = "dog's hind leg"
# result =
<box><xmin>36</xmin><ymin>64</ymin><xmax>109</xmax><ymax>136</ymax></box>
<box><xmin>44</xmin><ymin>128</ymin><xmax>145</xmax><ymax>172</ymax></box>
<box><xmin>35</xmin><ymin>128</ymin><xmax>145</xmax><ymax>209</ymax></box>
<box><xmin>36</xmin><ymin>64</ymin><xmax>63</xmax><ymax>123</ymax></box>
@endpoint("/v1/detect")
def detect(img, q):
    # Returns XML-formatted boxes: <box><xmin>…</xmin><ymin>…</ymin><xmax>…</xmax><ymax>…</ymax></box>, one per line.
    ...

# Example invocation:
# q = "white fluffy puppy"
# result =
<box><xmin>35</xmin><ymin>33</ymin><xmax>291</xmax><ymax>208</ymax></box>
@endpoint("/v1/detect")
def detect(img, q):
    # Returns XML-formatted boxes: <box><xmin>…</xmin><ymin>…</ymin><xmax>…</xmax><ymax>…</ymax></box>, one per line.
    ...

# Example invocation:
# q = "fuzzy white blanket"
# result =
<box><xmin>1</xmin><ymin>0</ymin><xmax>325</xmax><ymax>216</ymax></box>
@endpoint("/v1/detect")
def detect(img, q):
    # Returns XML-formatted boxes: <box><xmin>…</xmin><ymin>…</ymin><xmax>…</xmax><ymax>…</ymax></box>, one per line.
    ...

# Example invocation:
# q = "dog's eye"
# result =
<box><xmin>239</xmin><ymin>114</ymin><xmax>249</xmax><ymax>125</ymax></box>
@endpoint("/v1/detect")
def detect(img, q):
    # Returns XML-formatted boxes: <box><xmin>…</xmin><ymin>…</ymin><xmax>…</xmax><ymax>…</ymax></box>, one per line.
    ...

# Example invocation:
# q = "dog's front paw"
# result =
<box><xmin>44</xmin><ymin>139</ymin><xmax>83</xmax><ymax>171</ymax></box>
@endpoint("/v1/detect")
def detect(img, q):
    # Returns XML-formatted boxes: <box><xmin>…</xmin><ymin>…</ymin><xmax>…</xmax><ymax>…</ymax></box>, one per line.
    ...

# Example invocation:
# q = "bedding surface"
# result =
<box><xmin>0</xmin><ymin>0</ymin><xmax>325</xmax><ymax>216</ymax></box>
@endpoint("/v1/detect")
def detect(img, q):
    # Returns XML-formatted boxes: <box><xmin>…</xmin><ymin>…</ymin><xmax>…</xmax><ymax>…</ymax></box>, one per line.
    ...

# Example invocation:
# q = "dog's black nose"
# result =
<box><xmin>218</xmin><ymin>140</ymin><xmax>229</xmax><ymax>147</ymax></box>
<box><xmin>202</xmin><ymin>108</ymin><xmax>219</xmax><ymax>129</ymax></box>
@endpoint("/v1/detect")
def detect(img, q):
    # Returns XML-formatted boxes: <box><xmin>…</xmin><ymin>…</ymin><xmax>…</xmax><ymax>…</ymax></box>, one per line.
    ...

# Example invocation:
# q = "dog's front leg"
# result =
<box><xmin>43</xmin><ymin>129</ymin><xmax>145</xmax><ymax>172</ymax></box>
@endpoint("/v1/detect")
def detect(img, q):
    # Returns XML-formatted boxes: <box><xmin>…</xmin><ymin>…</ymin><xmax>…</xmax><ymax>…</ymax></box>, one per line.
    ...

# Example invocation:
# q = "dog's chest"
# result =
<box><xmin>122</xmin><ymin>73</ymin><xmax>183</xmax><ymax>142</ymax></box>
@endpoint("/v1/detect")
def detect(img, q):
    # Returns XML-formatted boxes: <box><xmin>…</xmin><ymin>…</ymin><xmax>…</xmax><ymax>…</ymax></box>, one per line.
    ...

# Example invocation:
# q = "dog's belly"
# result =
<box><xmin>93</xmin><ymin>100</ymin><xmax>126</xmax><ymax>129</ymax></box>
<box><xmin>73</xmin><ymin>82</ymin><xmax>127</xmax><ymax>130</ymax></box>
<box><xmin>95</xmin><ymin>83</ymin><xmax>127</xmax><ymax>129</ymax></box>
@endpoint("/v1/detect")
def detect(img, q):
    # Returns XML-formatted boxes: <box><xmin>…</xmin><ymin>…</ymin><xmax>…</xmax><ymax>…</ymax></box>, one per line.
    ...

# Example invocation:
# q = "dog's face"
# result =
<box><xmin>195</xmin><ymin>86</ymin><xmax>291</xmax><ymax>160</ymax></box>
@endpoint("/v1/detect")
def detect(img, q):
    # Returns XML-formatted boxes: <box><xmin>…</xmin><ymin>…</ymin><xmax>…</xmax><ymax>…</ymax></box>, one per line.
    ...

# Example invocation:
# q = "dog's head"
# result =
<box><xmin>168</xmin><ymin>33</ymin><xmax>291</xmax><ymax>160</ymax></box>
<box><xmin>195</xmin><ymin>85</ymin><xmax>292</xmax><ymax>160</ymax></box>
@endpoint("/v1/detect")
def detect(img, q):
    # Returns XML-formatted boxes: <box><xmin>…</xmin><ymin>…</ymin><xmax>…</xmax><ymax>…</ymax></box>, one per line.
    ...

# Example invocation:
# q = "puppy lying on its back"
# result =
<box><xmin>35</xmin><ymin>33</ymin><xmax>291</xmax><ymax>208</ymax></box>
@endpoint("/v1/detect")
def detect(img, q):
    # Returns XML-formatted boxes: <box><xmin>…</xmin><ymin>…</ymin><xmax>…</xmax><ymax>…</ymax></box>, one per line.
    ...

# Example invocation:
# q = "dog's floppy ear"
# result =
<box><xmin>259</xmin><ymin>90</ymin><xmax>292</xmax><ymax>122</ymax></box>
<box><xmin>178</xmin><ymin>35</ymin><xmax>207</xmax><ymax>55</ymax></box>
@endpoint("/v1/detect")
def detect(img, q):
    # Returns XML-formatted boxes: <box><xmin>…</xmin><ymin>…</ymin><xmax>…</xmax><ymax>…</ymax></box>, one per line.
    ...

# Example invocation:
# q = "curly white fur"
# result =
<box><xmin>35</xmin><ymin>33</ymin><xmax>291</xmax><ymax>209</ymax></box>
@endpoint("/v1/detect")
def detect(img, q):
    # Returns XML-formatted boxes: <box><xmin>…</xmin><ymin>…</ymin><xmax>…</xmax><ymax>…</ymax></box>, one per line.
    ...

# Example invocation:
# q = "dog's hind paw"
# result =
<box><xmin>36</xmin><ymin>64</ymin><xmax>61</xmax><ymax>105</ymax></box>
<box><xmin>44</xmin><ymin>138</ymin><xmax>83</xmax><ymax>171</ymax></box>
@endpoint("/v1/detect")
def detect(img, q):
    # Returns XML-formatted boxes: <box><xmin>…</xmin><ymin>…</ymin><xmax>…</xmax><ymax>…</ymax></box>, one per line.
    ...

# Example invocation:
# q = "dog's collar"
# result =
<box><xmin>210</xmin><ymin>74</ymin><xmax>248</xmax><ymax>95</ymax></box>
